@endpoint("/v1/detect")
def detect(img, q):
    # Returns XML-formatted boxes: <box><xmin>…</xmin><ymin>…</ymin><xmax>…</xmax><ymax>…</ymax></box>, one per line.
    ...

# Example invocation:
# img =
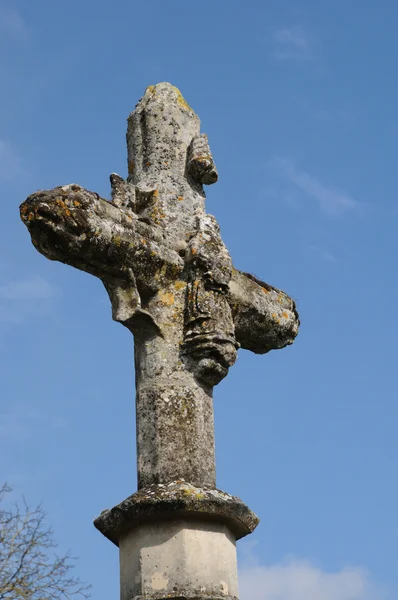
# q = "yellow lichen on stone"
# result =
<box><xmin>171</xmin><ymin>85</ymin><xmax>194</xmax><ymax>112</ymax></box>
<box><xmin>113</xmin><ymin>236</ymin><xmax>121</xmax><ymax>246</ymax></box>
<box><xmin>174</xmin><ymin>281</ymin><xmax>185</xmax><ymax>291</ymax></box>
<box><xmin>150</xmin><ymin>204</ymin><xmax>166</xmax><ymax>224</ymax></box>
<box><xmin>159</xmin><ymin>292</ymin><xmax>175</xmax><ymax>306</ymax></box>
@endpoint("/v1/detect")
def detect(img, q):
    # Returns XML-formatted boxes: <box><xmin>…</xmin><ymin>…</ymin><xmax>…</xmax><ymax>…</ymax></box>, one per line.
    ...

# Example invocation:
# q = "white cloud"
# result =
<box><xmin>272</xmin><ymin>26</ymin><xmax>313</xmax><ymax>61</ymax></box>
<box><xmin>0</xmin><ymin>5</ymin><xmax>27</xmax><ymax>40</ymax></box>
<box><xmin>0</xmin><ymin>275</ymin><xmax>59</xmax><ymax>323</ymax></box>
<box><xmin>271</xmin><ymin>157</ymin><xmax>360</xmax><ymax>216</ymax></box>
<box><xmin>240</xmin><ymin>559</ymin><xmax>387</xmax><ymax>600</ymax></box>
<box><xmin>0</xmin><ymin>140</ymin><xmax>24</xmax><ymax>180</ymax></box>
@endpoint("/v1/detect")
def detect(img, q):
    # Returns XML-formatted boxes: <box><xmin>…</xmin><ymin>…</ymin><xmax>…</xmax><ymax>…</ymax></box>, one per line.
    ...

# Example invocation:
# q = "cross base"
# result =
<box><xmin>94</xmin><ymin>482</ymin><xmax>259</xmax><ymax>544</ymax></box>
<box><xmin>94</xmin><ymin>482</ymin><xmax>259</xmax><ymax>600</ymax></box>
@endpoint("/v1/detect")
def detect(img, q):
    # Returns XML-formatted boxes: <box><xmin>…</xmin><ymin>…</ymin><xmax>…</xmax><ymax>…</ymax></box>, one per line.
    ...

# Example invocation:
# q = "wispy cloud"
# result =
<box><xmin>0</xmin><ymin>276</ymin><xmax>56</xmax><ymax>301</ymax></box>
<box><xmin>0</xmin><ymin>5</ymin><xmax>27</xmax><ymax>41</ymax></box>
<box><xmin>0</xmin><ymin>140</ymin><xmax>24</xmax><ymax>180</ymax></box>
<box><xmin>0</xmin><ymin>275</ymin><xmax>59</xmax><ymax>323</ymax></box>
<box><xmin>270</xmin><ymin>157</ymin><xmax>361</xmax><ymax>216</ymax></box>
<box><xmin>0</xmin><ymin>404</ymin><xmax>68</xmax><ymax>445</ymax></box>
<box><xmin>308</xmin><ymin>245</ymin><xmax>340</xmax><ymax>263</ymax></box>
<box><xmin>272</xmin><ymin>26</ymin><xmax>313</xmax><ymax>61</ymax></box>
<box><xmin>240</xmin><ymin>559</ymin><xmax>387</xmax><ymax>600</ymax></box>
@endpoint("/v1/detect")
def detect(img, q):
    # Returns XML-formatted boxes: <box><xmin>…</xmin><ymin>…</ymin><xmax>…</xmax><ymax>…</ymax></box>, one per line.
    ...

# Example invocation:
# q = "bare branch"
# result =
<box><xmin>0</xmin><ymin>485</ymin><xmax>90</xmax><ymax>599</ymax></box>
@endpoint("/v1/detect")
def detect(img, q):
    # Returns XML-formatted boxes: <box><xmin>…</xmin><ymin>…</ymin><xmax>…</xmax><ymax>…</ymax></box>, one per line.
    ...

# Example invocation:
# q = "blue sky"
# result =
<box><xmin>1</xmin><ymin>1</ymin><xmax>397</xmax><ymax>598</ymax></box>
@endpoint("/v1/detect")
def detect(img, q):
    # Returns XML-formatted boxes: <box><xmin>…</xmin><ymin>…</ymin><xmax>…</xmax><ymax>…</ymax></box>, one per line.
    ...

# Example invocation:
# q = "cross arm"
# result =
<box><xmin>20</xmin><ymin>183</ymin><xmax>184</xmax><ymax>325</ymax></box>
<box><xmin>227</xmin><ymin>269</ymin><xmax>299</xmax><ymax>354</ymax></box>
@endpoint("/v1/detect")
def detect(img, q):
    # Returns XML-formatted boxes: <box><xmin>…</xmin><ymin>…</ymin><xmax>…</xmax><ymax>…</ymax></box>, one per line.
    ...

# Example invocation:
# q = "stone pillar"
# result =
<box><xmin>94</xmin><ymin>482</ymin><xmax>258</xmax><ymax>600</ymax></box>
<box><xmin>120</xmin><ymin>521</ymin><xmax>238</xmax><ymax>600</ymax></box>
<box><xmin>20</xmin><ymin>82</ymin><xmax>299</xmax><ymax>600</ymax></box>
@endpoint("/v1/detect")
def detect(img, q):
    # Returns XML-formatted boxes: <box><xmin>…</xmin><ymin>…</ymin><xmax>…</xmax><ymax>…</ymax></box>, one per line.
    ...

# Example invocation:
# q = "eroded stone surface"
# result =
<box><xmin>20</xmin><ymin>84</ymin><xmax>299</xmax><ymax>403</ymax></box>
<box><xmin>20</xmin><ymin>82</ymin><xmax>299</xmax><ymax>493</ymax></box>
<box><xmin>94</xmin><ymin>481</ymin><xmax>259</xmax><ymax>545</ymax></box>
<box><xmin>20</xmin><ymin>81</ymin><xmax>299</xmax><ymax>600</ymax></box>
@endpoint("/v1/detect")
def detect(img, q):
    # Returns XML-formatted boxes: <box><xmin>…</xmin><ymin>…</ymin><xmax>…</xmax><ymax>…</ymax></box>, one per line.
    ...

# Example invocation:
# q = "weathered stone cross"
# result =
<box><xmin>21</xmin><ymin>83</ymin><xmax>299</xmax><ymax>600</ymax></box>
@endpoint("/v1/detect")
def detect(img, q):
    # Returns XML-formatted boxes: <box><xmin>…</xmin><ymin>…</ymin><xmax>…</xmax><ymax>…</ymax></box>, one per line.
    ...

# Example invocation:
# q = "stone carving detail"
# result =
<box><xmin>21</xmin><ymin>84</ymin><xmax>298</xmax><ymax>391</ymax></box>
<box><xmin>188</xmin><ymin>133</ymin><xmax>218</xmax><ymax>184</ymax></box>
<box><xmin>182</xmin><ymin>213</ymin><xmax>238</xmax><ymax>385</ymax></box>
<box><xmin>20</xmin><ymin>82</ymin><xmax>300</xmax><ymax>600</ymax></box>
<box><xmin>20</xmin><ymin>83</ymin><xmax>299</xmax><ymax>488</ymax></box>
<box><xmin>182</xmin><ymin>274</ymin><xmax>238</xmax><ymax>386</ymax></box>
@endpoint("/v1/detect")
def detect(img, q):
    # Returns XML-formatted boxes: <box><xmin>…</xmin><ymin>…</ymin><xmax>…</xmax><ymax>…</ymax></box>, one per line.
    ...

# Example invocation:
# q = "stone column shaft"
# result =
<box><xmin>135</xmin><ymin>334</ymin><xmax>216</xmax><ymax>489</ymax></box>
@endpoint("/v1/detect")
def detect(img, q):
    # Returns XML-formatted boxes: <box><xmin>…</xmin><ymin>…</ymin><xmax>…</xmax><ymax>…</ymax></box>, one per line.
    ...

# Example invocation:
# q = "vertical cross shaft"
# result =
<box><xmin>122</xmin><ymin>84</ymin><xmax>238</xmax><ymax>491</ymax></box>
<box><xmin>134</xmin><ymin>330</ymin><xmax>217</xmax><ymax>489</ymax></box>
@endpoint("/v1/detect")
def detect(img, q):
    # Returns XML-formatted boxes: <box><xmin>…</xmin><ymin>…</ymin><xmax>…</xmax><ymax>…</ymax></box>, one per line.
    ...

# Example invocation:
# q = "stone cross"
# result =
<box><xmin>20</xmin><ymin>83</ymin><xmax>299</xmax><ymax>600</ymax></box>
